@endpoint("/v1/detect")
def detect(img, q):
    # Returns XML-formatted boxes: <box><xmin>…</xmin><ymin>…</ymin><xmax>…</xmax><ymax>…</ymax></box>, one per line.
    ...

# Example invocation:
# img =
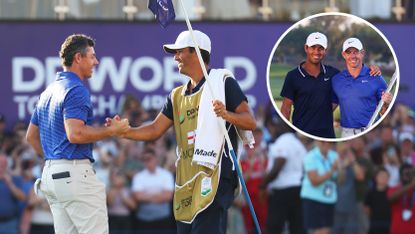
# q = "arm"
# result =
<box><xmin>379</xmin><ymin>92</ymin><xmax>392</xmax><ymax>115</ymax></box>
<box><xmin>260</xmin><ymin>158</ymin><xmax>286</xmax><ymax>189</ymax></box>
<box><xmin>353</xmin><ymin>162</ymin><xmax>365</xmax><ymax>182</ymax></box>
<box><xmin>213</xmin><ymin>100</ymin><xmax>256</xmax><ymax>130</ymax></box>
<box><xmin>308</xmin><ymin>159</ymin><xmax>338</xmax><ymax>186</ymax></box>
<box><xmin>280</xmin><ymin>97</ymin><xmax>293</xmax><ymax>120</ymax></box>
<box><xmin>26</xmin><ymin>123</ymin><xmax>44</xmax><ymax>157</ymax></box>
<box><xmin>388</xmin><ymin>179</ymin><xmax>415</xmax><ymax>202</ymax></box>
<box><xmin>121</xmin><ymin>191</ymin><xmax>136</xmax><ymax>210</ymax></box>
<box><xmin>1</xmin><ymin>175</ymin><xmax>26</xmax><ymax>201</ymax></box>
<box><xmin>64</xmin><ymin>116</ymin><xmax>129</xmax><ymax>144</ymax></box>
<box><xmin>368</xmin><ymin>64</ymin><xmax>382</xmax><ymax>76</ymax></box>
<box><xmin>122</xmin><ymin>113</ymin><xmax>173</xmax><ymax>141</ymax></box>
<box><xmin>134</xmin><ymin>190</ymin><xmax>173</xmax><ymax>204</ymax></box>
<box><xmin>307</xmin><ymin>170</ymin><xmax>334</xmax><ymax>186</ymax></box>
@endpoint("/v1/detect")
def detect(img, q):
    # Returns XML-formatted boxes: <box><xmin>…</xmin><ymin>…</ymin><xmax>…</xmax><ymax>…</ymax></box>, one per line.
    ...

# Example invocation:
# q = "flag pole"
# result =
<box><xmin>176</xmin><ymin>0</ymin><xmax>262</xmax><ymax>233</ymax></box>
<box><xmin>367</xmin><ymin>72</ymin><xmax>398</xmax><ymax>128</ymax></box>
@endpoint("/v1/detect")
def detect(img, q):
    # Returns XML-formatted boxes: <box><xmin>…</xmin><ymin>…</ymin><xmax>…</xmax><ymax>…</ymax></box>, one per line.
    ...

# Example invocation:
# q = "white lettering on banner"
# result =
<box><xmin>224</xmin><ymin>57</ymin><xmax>256</xmax><ymax>90</ymax></box>
<box><xmin>11</xmin><ymin>56</ymin><xmax>257</xmax><ymax>92</ymax></box>
<box><xmin>13</xmin><ymin>95</ymin><xmax>39</xmax><ymax>119</ymax></box>
<box><xmin>12</xmin><ymin>57</ymin><xmax>45</xmax><ymax>92</ymax></box>
<box><xmin>90</xmin><ymin>57</ymin><xmax>132</xmax><ymax>92</ymax></box>
<box><xmin>130</xmin><ymin>56</ymin><xmax>162</xmax><ymax>92</ymax></box>
<box><xmin>45</xmin><ymin>57</ymin><xmax>61</xmax><ymax>84</ymax></box>
<box><xmin>90</xmin><ymin>95</ymin><xmax>124</xmax><ymax>116</ymax></box>
<box><xmin>12</xmin><ymin>94</ymin><xmax>168</xmax><ymax>120</ymax></box>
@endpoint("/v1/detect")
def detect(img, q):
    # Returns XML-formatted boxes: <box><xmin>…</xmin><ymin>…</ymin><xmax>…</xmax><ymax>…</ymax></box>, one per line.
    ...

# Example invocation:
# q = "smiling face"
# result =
<box><xmin>342</xmin><ymin>47</ymin><xmax>365</xmax><ymax>70</ymax></box>
<box><xmin>304</xmin><ymin>45</ymin><xmax>326</xmax><ymax>65</ymax></box>
<box><xmin>173</xmin><ymin>47</ymin><xmax>199</xmax><ymax>77</ymax></box>
<box><xmin>78</xmin><ymin>46</ymin><xmax>99</xmax><ymax>79</ymax></box>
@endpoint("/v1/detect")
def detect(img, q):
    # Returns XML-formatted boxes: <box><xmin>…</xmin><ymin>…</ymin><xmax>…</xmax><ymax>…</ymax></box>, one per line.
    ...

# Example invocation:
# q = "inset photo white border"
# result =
<box><xmin>266</xmin><ymin>12</ymin><xmax>399</xmax><ymax>142</ymax></box>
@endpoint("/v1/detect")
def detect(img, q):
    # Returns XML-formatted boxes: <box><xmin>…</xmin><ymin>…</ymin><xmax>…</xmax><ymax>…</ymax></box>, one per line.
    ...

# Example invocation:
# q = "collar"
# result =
<box><xmin>297</xmin><ymin>62</ymin><xmax>327</xmax><ymax>78</ymax></box>
<box><xmin>344</xmin><ymin>64</ymin><xmax>369</xmax><ymax>79</ymax></box>
<box><xmin>56</xmin><ymin>71</ymin><xmax>82</xmax><ymax>82</ymax></box>
<box><xmin>183</xmin><ymin>69</ymin><xmax>211</xmax><ymax>95</ymax></box>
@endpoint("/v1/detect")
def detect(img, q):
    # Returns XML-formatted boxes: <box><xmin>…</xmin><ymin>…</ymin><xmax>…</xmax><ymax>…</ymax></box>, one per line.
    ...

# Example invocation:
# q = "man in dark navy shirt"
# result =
<box><xmin>280</xmin><ymin>32</ymin><xmax>338</xmax><ymax>138</ymax></box>
<box><xmin>115</xmin><ymin>30</ymin><xmax>256</xmax><ymax>234</ymax></box>
<box><xmin>280</xmin><ymin>32</ymin><xmax>380</xmax><ymax>139</ymax></box>
<box><xmin>26</xmin><ymin>34</ymin><xmax>129</xmax><ymax>234</ymax></box>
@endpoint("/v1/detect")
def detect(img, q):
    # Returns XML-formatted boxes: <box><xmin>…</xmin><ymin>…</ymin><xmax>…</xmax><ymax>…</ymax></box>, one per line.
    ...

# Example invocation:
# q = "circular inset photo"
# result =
<box><xmin>267</xmin><ymin>12</ymin><xmax>399</xmax><ymax>142</ymax></box>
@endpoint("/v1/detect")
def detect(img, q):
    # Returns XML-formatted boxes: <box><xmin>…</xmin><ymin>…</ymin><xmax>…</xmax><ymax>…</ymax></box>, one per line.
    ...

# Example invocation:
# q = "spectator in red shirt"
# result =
<box><xmin>388</xmin><ymin>163</ymin><xmax>415</xmax><ymax>234</ymax></box>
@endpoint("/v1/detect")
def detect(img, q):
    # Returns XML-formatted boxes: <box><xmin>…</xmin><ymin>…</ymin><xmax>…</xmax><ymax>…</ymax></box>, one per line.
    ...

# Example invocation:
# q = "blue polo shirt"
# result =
<box><xmin>280</xmin><ymin>62</ymin><xmax>339</xmax><ymax>138</ymax></box>
<box><xmin>332</xmin><ymin>65</ymin><xmax>387</xmax><ymax>128</ymax></box>
<box><xmin>31</xmin><ymin>72</ymin><xmax>94</xmax><ymax>162</ymax></box>
<box><xmin>301</xmin><ymin>147</ymin><xmax>338</xmax><ymax>204</ymax></box>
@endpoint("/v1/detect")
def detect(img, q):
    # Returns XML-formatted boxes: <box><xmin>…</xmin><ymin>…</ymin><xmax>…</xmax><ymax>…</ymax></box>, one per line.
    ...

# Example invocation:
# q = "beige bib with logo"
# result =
<box><xmin>171</xmin><ymin>84</ymin><xmax>222</xmax><ymax>223</ymax></box>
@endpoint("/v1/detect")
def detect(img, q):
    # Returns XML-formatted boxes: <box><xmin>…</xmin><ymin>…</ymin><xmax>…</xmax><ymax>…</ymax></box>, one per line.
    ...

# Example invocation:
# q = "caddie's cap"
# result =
<box><xmin>163</xmin><ymin>30</ymin><xmax>211</xmax><ymax>54</ymax></box>
<box><xmin>305</xmin><ymin>32</ymin><xmax>328</xmax><ymax>49</ymax></box>
<box><xmin>343</xmin><ymin>38</ymin><xmax>363</xmax><ymax>52</ymax></box>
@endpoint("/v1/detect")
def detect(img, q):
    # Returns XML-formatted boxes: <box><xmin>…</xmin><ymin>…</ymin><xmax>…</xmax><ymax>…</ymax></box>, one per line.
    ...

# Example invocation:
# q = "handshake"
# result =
<box><xmin>105</xmin><ymin>115</ymin><xmax>130</xmax><ymax>137</ymax></box>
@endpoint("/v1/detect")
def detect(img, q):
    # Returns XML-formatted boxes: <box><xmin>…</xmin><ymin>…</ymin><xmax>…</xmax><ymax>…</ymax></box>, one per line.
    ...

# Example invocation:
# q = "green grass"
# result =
<box><xmin>268</xmin><ymin>63</ymin><xmax>292</xmax><ymax>102</ymax></box>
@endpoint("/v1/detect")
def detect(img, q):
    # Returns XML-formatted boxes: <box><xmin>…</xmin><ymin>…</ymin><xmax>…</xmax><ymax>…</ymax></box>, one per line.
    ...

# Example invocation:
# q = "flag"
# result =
<box><xmin>148</xmin><ymin>0</ymin><xmax>176</xmax><ymax>28</ymax></box>
<box><xmin>187</xmin><ymin>130</ymin><xmax>196</xmax><ymax>145</ymax></box>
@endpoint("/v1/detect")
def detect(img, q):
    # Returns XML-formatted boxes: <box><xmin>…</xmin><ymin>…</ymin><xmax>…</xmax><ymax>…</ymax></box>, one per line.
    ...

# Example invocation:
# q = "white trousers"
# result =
<box><xmin>38</xmin><ymin>159</ymin><xmax>108</xmax><ymax>234</ymax></box>
<box><xmin>341</xmin><ymin>127</ymin><xmax>366</xmax><ymax>138</ymax></box>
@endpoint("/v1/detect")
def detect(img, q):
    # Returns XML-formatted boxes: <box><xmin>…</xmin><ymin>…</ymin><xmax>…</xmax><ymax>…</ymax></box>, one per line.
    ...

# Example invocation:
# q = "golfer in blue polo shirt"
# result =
<box><xmin>26</xmin><ymin>34</ymin><xmax>130</xmax><ymax>234</ymax></box>
<box><xmin>332</xmin><ymin>38</ymin><xmax>392</xmax><ymax>137</ymax></box>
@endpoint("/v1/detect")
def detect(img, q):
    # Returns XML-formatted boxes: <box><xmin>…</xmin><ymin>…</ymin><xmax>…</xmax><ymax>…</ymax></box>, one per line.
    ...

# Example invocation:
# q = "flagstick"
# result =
<box><xmin>367</xmin><ymin>72</ymin><xmax>398</xmax><ymax>128</ymax></box>
<box><xmin>177</xmin><ymin>0</ymin><xmax>262</xmax><ymax>233</ymax></box>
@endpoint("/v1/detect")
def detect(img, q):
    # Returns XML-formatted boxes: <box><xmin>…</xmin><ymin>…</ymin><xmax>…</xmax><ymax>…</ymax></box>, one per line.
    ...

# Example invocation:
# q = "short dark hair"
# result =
<box><xmin>59</xmin><ymin>34</ymin><xmax>95</xmax><ymax>67</ymax></box>
<box><xmin>189</xmin><ymin>47</ymin><xmax>210</xmax><ymax>65</ymax></box>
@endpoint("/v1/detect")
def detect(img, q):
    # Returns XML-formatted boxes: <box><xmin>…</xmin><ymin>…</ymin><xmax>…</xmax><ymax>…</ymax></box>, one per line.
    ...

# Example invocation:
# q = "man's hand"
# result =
<box><xmin>369</xmin><ymin>65</ymin><xmax>382</xmax><ymax>76</ymax></box>
<box><xmin>107</xmin><ymin>115</ymin><xmax>130</xmax><ymax>136</ymax></box>
<box><xmin>381</xmin><ymin>92</ymin><xmax>392</xmax><ymax>105</ymax></box>
<box><xmin>0</xmin><ymin>171</ymin><xmax>12</xmax><ymax>185</ymax></box>
<box><xmin>212</xmin><ymin>100</ymin><xmax>228</xmax><ymax>119</ymax></box>
<box><xmin>105</xmin><ymin>115</ymin><xmax>121</xmax><ymax>127</ymax></box>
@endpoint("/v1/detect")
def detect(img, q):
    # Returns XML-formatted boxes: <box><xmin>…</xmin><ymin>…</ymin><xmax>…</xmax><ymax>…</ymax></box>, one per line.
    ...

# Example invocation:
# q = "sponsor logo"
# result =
<box><xmin>181</xmin><ymin>148</ymin><xmax>194</xmax><ymax>159</ymax></box>
<box><xmin>186</xmin><ymin>106</ymin><xmax>199</xmax><ymax>120</ymax></box>
<box><xmin>187</xmin><ymin>130</ymin><xmax>196</xmax><ymax>145</ymax></box>
<box><xmin>194</xmin><ymin>149</ymin><xmax>217</xmax><ymax>158</ymax></box>
<box><xmin>176</xmin><ymin>196</ymin><xmax>192</xmax><ymax>211</ymax></box>
<box><xmin>324</xmin><ymin>77</ymin><xmax>330</xmax><ymax>81</ymax></box>
<box><xmin>179</xmin><ymin>112</ymin><xmax>185</xmax><ymax>124</ymax></box>
<box><xmin>201</xmin><ymin>177</ymin><xmax>212</xmax><ymax>197</ymax></box>
<box><xmin>361</xmin><ymin>80</ymin><xmax>368</xmax><ymax>83</ymax></box>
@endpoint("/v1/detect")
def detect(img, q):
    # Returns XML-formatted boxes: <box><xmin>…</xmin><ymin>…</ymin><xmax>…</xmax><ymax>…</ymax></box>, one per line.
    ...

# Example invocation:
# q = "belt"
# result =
<box><xmin>45</xmin><ymin>159</ymin><xmax>91</xmax><ymax>166</ymax></box>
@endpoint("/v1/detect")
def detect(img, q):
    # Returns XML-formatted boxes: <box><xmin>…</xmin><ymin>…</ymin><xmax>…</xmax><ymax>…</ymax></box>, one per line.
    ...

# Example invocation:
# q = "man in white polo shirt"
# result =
<box><xmin>260</xmin><ymin>124</ymin><xmax>307</xmax><ymax>234</ymax></box>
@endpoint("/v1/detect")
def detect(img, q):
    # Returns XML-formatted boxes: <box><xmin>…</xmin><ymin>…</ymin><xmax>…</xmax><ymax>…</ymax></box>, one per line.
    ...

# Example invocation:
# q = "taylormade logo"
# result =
<box><xmin>194</xmin><ymin>149</ymin><xmax>217</xmax><ymax>158</ymax></box>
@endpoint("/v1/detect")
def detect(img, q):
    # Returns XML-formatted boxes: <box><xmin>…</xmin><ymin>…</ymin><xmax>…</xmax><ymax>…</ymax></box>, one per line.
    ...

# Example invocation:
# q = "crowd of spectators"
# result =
<box><xmin>0</xmin><ymin>96</ymin><xmax>414</xmax><ymax>234</ymax></box>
